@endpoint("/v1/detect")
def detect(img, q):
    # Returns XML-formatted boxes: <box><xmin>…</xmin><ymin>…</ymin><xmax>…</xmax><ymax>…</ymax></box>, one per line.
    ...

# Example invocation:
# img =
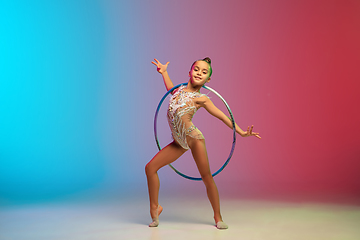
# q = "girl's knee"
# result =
<box><xmin>145</xmin><ymin>162</ymin><xmax>154</xmax><ymax>176</ymax></box>
<box><xmin>201</xmin><ymin>172</ymin><xmax>213</xmax><ymax>183</ymax></box>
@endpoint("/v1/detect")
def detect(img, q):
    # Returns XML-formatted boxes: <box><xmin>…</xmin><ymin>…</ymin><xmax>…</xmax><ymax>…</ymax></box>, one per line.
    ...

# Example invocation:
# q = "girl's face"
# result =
<box><xmin>189</xmin><ymin>61</ymin><xmax>211</xmax><ymax>86</ymax></box>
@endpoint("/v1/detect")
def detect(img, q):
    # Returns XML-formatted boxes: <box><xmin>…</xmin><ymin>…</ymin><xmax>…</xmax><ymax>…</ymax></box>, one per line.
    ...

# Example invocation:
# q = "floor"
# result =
<box><xmin>1</xmin><ymin>195</ymin><xmax>360</xmax><ymax>240</ymax></box>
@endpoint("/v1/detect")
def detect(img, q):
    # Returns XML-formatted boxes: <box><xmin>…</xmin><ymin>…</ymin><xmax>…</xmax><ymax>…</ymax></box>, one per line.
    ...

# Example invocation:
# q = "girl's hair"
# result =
<box><xmin>191</xmin><ymin>57</ymin><xmax>212</xmax><ymax>77</ymax></box>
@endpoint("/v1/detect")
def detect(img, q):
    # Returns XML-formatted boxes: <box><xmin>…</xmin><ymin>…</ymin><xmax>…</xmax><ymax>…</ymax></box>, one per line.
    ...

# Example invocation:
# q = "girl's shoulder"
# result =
<box><xmin>195</xmin><ymin>90</ymin><xmax>210</xmax><ymax>99</ymax></box>
<box><xmin>195</xmin><ymin>93</ymin><xmax>210</xmax><ymax>102</ymax></box>
<box><xmin>171</xmin><ymin>85</ymin><xmax>185</xmax><ymax>95</ymax></box>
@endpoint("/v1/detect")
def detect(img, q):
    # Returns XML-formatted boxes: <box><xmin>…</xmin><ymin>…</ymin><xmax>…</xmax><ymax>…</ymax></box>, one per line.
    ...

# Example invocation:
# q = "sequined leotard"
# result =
<box><xmin>167</xmin><ymin>85</ymin><xmax>208</xmax><ymax>150</ymax></box>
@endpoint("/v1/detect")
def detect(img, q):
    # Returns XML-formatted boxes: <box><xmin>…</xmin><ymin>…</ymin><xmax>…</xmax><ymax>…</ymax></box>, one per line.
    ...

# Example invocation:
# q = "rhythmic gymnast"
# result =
<box><xmin>145</xmin><ymin>57</ymin><xmax>261</xmax><ymax>229</ymax></box>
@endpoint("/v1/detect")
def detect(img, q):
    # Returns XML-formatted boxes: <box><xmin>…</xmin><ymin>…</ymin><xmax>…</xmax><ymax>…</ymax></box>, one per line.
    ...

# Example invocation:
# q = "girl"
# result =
<box><xmin>145</xmin><ymin>57</ymin><xmax>261</xmax><ymax>229</ymax></box>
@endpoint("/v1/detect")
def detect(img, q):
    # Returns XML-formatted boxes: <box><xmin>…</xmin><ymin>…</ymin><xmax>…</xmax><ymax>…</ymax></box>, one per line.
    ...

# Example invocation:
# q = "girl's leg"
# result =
<box><xmin>188</xmin><ymin>137</ymin><xmax>228</xmax><ymax>229</ymax></box>
<box><xmin>145</xmin><ymin>141</ymin><xmax>187</xmax><ymax>226</ymax></box>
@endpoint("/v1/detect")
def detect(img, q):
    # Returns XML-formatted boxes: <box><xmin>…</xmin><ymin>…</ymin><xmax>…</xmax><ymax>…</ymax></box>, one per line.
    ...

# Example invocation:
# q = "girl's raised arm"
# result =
<box><xmin>198</xmin><ymin>97</ymin><xmax>261</xmax><ymax>139</ymax></box>
<box><xmin>151</xmin><ymin>58</ymin><xmax>174</xmax><ymax>91</ymax></box>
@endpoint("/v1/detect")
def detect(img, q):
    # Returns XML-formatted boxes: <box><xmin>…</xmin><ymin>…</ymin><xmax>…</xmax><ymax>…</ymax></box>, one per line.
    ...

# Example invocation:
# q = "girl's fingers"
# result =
<box><xmin>245</xmin><ymin>125</ymin><xmax>260</xmax><ymax>138</ymax></box>
<box><xmin>154</xmin><ymin>58</ymin><xmax>159</xmax><ymax>63</ymax></box>
<box><xmin>151</xmin><ymin>61</ymin><xmax>157</xmax><ymax>66</ymax></box>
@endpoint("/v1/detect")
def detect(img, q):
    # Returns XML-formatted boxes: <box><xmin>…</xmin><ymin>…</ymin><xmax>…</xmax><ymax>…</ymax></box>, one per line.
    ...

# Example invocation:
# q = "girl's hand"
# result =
<box><xmin>242</xmin><ymin>125</ymin><xmax>261</xmax><ymax>139</ymax></box>
<box><xmin>151</xmin><ymin>58</ymin><xmax>169</xmax><ymax>74</ymax></box>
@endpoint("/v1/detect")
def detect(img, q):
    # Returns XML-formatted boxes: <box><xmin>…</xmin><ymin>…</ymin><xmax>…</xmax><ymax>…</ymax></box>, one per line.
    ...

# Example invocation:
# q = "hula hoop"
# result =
<box><xmin>154</xmin><ymin>83</ymin><xmax>236</xmax><ymax>181</ymax></box>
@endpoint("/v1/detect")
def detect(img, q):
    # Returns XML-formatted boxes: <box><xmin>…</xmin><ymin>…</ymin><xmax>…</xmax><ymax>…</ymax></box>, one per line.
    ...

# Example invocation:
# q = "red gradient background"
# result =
<box><xmin>130</xmin><ymin>0</ymin><xmax>360</xmax><ymax>199</ymax></box>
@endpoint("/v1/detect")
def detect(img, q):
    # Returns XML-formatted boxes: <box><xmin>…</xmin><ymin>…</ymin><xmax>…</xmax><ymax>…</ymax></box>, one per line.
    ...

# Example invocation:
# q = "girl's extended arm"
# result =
<box><xmin>199</xmin><ymin>97</ymin><xmax>261</xmax><ymax>139</ymax></box>
<box><xmin>151</xmin><ymin>58</ymin><xmax>174</xmax><ymax>91</ymax></box>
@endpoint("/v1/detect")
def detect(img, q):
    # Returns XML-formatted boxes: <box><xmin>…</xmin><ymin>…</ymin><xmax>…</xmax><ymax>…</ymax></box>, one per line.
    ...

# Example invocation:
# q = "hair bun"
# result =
<box><xmin>202</xmin><ymin>57</ymin><xmax>211</xmax><ymax>65</ymax></box>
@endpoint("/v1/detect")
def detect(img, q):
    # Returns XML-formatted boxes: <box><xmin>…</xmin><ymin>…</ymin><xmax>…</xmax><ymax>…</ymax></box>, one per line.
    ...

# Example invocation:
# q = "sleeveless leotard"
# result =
<box><xmin>167</xmin><ymin>85</ymin><xmax>207</xmax><ymax>150</ymax></box>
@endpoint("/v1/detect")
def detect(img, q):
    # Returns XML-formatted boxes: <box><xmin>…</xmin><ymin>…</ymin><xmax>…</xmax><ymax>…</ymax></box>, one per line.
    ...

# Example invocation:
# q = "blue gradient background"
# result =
<box><xmin>1</xmin><ymin>0</ymin><xmax>359</xmax><ymax>205</ymax></box>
